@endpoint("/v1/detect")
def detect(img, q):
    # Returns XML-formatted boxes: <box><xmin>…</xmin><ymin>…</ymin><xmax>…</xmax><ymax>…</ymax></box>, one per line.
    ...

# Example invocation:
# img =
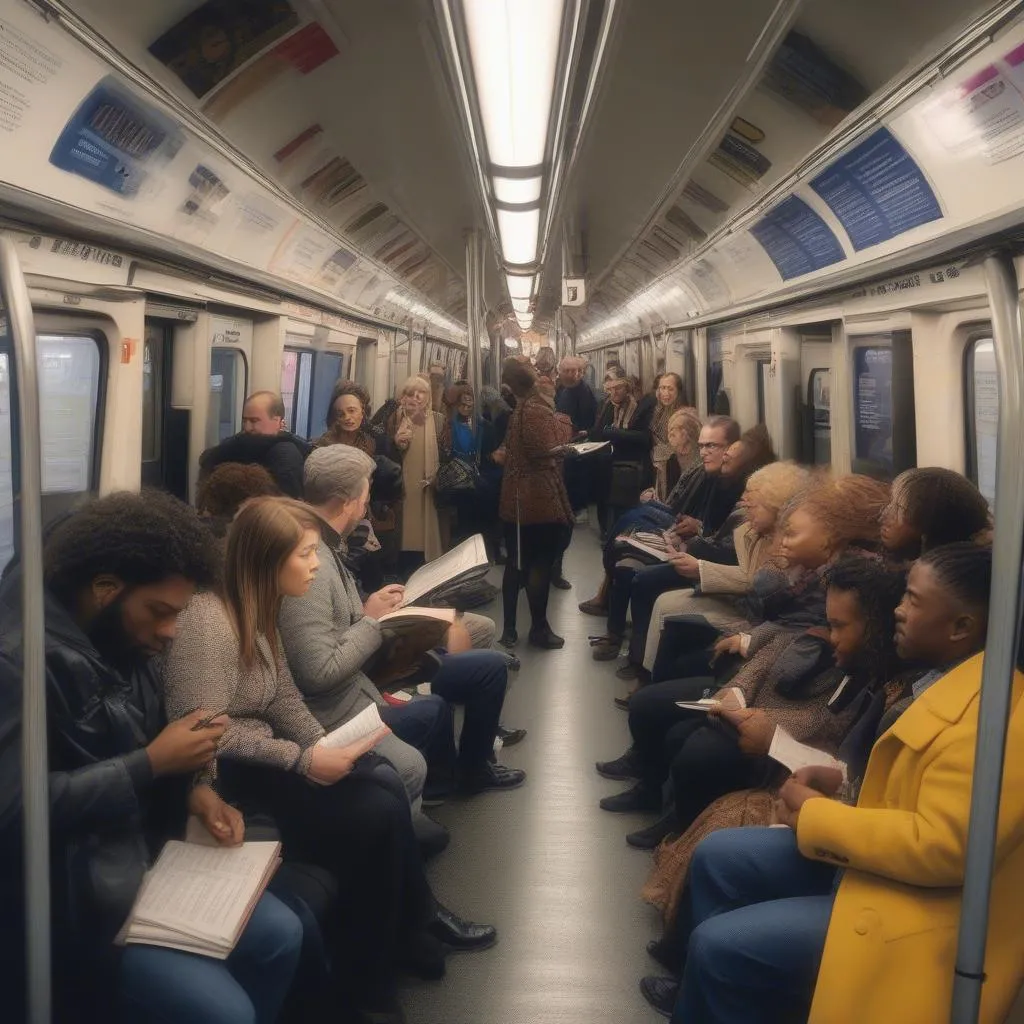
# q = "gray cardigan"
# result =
<box><xmin>278</xmin><ymin>532</ymin><xmax>385</xmax><ymax>731</ymax></box>
<box><xmin>163</xmin><ymin>592</ymin><xmax>322</xmax><ymax>778</ymax></box>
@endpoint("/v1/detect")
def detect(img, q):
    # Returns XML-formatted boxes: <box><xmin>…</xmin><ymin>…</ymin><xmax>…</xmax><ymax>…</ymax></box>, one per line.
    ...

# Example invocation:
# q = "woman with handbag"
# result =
<box><xmin>443</xmin><ymin>383</ymin><xmax>501</xmax><ymax>549</ymax></box>
<box><xmin>385</xmin><ymin>376</ymin><xmax>451</xmax><ymax>577</ymax></box>
<box><xmin>497</xmin><ymin>359</ymin><xmax>574</xmax><ymax>650</ymax></box>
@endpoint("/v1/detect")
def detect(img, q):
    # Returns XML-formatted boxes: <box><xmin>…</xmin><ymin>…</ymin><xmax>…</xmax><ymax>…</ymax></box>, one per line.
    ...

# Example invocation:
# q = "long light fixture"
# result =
<box><xmin>510</xmin><ymin>297</ymin><xmax>531</xmax><ymax>313</ymax></box>
<box><xmin>506</xmin><ymin>273</ymin><xmax>536</xmax><ymax>301</ymax></box>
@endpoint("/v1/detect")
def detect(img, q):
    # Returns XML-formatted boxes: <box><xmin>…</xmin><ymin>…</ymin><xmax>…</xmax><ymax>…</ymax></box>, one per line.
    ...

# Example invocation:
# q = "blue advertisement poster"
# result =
<box><xmin>749</xmin><ymin>195</ymin><xmax>845</xmax><ymax>280</ymax></box>
<box><xmin>50</xmin><ymin>76</ymin><xmax>184</xmax><ymax>198</ymax></box>
<box><xmin>809</xmin><ymin>127</ymin><xmax>942</xmax><ymax>251</ymax></box>
<box><xmin>853</xmin><ymin>346</ymin><xmax>893</xmax><ymax>473</ymax></box>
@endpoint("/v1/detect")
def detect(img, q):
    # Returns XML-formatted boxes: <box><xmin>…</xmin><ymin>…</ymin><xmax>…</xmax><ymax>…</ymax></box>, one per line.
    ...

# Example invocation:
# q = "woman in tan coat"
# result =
<box><xmin>497</xmin><ymin>358</ymin><xmax>573</xmax><ymax>650</ymax></box>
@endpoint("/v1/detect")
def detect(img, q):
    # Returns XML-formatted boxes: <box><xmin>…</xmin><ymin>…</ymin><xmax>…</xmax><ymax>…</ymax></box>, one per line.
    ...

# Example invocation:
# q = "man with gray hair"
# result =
<box><xmin>279</xmin><ymin>446</ymin><xmax>526</xmax><ymax>820</ymax></box>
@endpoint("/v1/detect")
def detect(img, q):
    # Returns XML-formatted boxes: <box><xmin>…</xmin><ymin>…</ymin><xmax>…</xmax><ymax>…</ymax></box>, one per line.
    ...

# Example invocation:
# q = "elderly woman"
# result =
<box><xmin>386</xmin><ymin>375</ymin><xmax>451</xmax><ymax>575</ymax></box>
<box><xmin>497</xmin><ymin>358</ymin><xmax>574</xmax><ymax>649</ymax></box>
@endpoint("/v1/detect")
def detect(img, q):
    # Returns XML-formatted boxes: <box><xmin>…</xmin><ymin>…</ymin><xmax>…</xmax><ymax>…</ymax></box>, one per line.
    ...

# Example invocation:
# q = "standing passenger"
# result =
<box><xmin>498</xmin><ymin>359</ymin><xmax>574</xmax><ymax>649</ymax></box>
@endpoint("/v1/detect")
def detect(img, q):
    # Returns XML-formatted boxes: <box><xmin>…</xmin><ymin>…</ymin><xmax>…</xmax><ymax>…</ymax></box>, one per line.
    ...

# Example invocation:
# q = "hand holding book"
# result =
<box><xmin>308</xmin><ymin>724</ymin><xmax>391</xmax><ymax>786</ymax></box>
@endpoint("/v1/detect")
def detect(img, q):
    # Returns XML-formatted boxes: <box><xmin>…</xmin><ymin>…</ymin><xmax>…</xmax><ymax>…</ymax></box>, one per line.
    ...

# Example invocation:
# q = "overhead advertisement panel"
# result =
<box><xmin>809</xmin><ymin>127</ymin><xmax>943</xmax><ymax>251</ymax></box>
<box><xmin>749</xmin><ymin>195</ymin><xmax>845</xmax><ymax>280</ymax></box>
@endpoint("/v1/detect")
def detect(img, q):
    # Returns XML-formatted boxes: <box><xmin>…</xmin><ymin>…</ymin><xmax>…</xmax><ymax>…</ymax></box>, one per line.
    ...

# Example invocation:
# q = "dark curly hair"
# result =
<box><xmin>196</xmin><ymin>462</ymin><xmax>279</xmax><ymax>519</ymax></box>
<box><xmin>325</xmin><ymin>380</ymin><xmax>372</xmax><ymax>430</ymax></box>
<box><xmin>886</xmin><ymin>468</ymin><xmax>991</xmax><ymax>557</ymax></box>
<box><xmin>45</xmin><ymin>490</ymin><xmax>221</xmax><ymax>605</ymax></box>
<box><xmin>824</xmin><ymin>554</ymin><xmax>907</xmax><ymax>685</ymax></box>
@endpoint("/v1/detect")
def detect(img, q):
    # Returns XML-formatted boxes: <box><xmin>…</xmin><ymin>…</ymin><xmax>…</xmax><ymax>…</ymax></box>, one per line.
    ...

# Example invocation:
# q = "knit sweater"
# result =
<box><xmin>163</xmin><ymin>592</ymin><xmax>323</xmax><ymax>778</ymax></box>
<box><xmin>278</xmin><ymin>528</ymin><xmax>385</xmax><ymax>731</ymax></box>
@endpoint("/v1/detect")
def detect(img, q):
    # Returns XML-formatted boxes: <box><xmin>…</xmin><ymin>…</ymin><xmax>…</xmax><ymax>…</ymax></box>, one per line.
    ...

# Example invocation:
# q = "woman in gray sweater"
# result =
<box><xmin>163</xmin><ymin>496</ymin><xmax>496</xmax><ymax>1023</ymax></box>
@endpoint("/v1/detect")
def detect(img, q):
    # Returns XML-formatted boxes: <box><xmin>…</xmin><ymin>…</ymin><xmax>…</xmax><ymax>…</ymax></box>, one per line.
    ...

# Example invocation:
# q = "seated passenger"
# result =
<box><xmin>640</xmin><ymin>461</ymin><xmax>812</xmax><ymax>680</ymax></box>
<box><xmin>196</xmin><ymin>461</ymin><xmax>280</xmax><ymax>539</ymax></box>
<box><xmin>591</xmin><ymin>423</ymin><xmax>770</xmax><ymax>686</ymax></box>
<box><xmin>880</xmin><ymin>465</ymin><xmax>991</xmax><ymax>560</ymax></box>
<box><xmin>579</xmin><ymin>415</ymin><xmax>741</xmax><ymax>616</ymax></box>
<box><xmin>278</xmin><ymin>446</ymin><xmax>526</xmax><ymax>799</ymax></box>
<box><xmin>0</xmin><ymin>492</ymin><xmax>303</xmax><ymax>1024</ymax></box>
<box><xmin>199</xmin><ymin>391</ymin><xmax>312</xmax><ymax>498</ymax></box>
<box><xmin>162</xmin><ymin>497</ymin><xmax>498</xmax><ymax>1022</ymax></box>
<box><xmin>664</xmin><ymin>543</ymin><xmax>1021</xmax><ymax>1024</ymax></box>
<box><xmin>597</xmin><ymin>475</ymin><xmax>890</xmax><ymax>822</ymax></box>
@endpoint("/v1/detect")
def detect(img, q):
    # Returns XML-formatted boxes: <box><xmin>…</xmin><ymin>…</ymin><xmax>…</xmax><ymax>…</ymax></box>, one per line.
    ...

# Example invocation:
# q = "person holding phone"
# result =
<box><xmin>163</xmin><ymin>496</ymin><xmax>496</xmax><ymax>1024</ymax></box>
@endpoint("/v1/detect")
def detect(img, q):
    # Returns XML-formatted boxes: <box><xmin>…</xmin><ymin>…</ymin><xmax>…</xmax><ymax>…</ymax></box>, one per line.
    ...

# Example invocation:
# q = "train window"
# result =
<box><xmin>142</xmin><ymin>325</ymin><xmax>164</xmax><ymax>465</ymax></box>
<box><xmin>207</xmin><ymin>347</ymin><xmax>247</xmax><ymax>447</ymax></box>
<box><xmin>355</xmin><ymin>338</ymin><xmax>376</xmax><ymax>391</ymax></box>
<box><xmin>965</xmin><ymin>336</ymin><xmax>998</xmax><ymax>505</ymax></box>
<box><xmin>851</xmin><ymin>334</ymin><xmax>916</xmax><ymax>479</ymax></box>
<box><xmin>755</xmin><ymin>357</ymin><xmax>770</xmax><ymax>424</ymax></box>
<box><xmin>0</xmin><ymin>332</ymin><xmax>104</xmax><ymax>572</ymax></box>
<box><xmin>308</xmin><ymin>351</ymin><xmax>344</xmax><ymax>439</ymax></box>
<box><xmin>808</xmin><ymin>367</ymin><xmax>832</xmax><ymax>465</ymax></box>
<box><xmin>281</xmin><ymin>348</ymin><xmax>313</xmax><ymax>437</ymax></box>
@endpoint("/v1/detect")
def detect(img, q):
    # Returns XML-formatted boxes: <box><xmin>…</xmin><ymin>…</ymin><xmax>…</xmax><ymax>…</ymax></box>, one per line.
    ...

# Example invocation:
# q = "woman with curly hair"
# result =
<box><xmin>879</xmin><ymin>466</ymin><xmax>991</xmax><ymax>560</ymax></box>
<box><xmin>649</xmin><ymin>373</ymin><xmax>688</xmax><ymax>501</ymax></box>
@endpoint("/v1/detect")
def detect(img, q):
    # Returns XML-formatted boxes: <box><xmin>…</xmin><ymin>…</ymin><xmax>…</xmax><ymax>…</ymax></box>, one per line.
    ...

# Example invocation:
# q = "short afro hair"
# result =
<box><xmin>45</xmin><ymin>490</ymin><xmax>221</xmax><ymax>604</ymax></box>
<box><xmin>196</xmin><ymin>462</ymin><xmax>279</xmax><ymax>519</ymax></box>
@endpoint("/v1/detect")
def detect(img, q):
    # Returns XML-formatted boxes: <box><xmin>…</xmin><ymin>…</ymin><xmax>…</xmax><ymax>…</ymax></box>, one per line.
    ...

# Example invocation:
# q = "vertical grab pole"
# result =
<box><xmin>0</xmin><ymin>234</ymin><xmax>50</xmax><ymax>1023</ymax></box>
<box><xmin>950</xmin><ymin>253</ymin><xmax>1024</xmax><ymax>1024</ymax></box>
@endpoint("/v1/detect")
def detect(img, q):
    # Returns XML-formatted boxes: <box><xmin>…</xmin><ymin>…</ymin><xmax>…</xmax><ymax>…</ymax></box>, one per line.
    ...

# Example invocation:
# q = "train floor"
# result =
<box><xmin>400</xmin><ymin>517</ymin><xmax>663</xmax><ymax>1024</ymax></box>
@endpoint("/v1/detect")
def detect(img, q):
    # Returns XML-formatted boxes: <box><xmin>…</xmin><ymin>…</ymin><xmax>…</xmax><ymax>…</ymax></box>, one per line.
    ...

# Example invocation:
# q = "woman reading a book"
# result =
<box><xmin>164</xmin><ymin>496</ymin><xmax>496</xmax><ymax>1023</ymax></box>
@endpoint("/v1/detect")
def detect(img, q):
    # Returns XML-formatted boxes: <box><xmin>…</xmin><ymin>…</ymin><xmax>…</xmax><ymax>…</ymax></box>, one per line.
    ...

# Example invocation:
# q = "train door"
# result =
<box><xmin>964</xmin><ymin>332</ymin><xmax>998</xmax><ymax>506</ymax></box>
<box><xmin>798</xmin><ymin>331</ymin><xmax>835</xmax><ymax>467</ymax></box>
<box><xmin>141</xmin><ymin>318</ymin><xmax>190</xmax><ymax>499</ymax></box>
<box><xmin>846</xmin><ymin>329</ymin><xmax>916</xmax><ymax>479</ymax></box>
<box><xmin>354</xmin><ymin>336</ymin><xmax>376</xmax><ymax>392</ymax></box>
<box><xmin>281</xmin><ymin>344</ymin><xmax>314</xmax><ymax>437</ymax></box>
<box><xmin>207</xmin><ymin>314</ymin><xmax>253</xmax><ymax>448</ymax></box>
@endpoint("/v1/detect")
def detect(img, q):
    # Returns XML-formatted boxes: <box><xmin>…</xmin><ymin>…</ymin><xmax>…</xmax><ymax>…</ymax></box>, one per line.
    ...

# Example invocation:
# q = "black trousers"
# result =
<box><xmin>501</xmin><ymin>520</ymin><xmax>565</xmax><ymax>634</ymax></box>
<box><xmin>626</xmin><ymin>677</ymin><xmax>716</xmax><ymax>790</ymax></box>
<box><xmin>666</xmin><ymin>721</ymin><xmax>775</xmax><ymax>831</ymax></box>
<box><xmin>219</xmin><ymin>761</ymin><xmax>434</xmax><ymax>1002</ymax></box>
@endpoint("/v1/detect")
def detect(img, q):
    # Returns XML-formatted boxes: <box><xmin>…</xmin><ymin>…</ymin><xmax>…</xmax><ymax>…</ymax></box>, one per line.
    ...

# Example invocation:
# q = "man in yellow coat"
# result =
<box><xmin>669</xmin><ymin>543</ymin><xmax>1024</xmax><ymax>1023</ymax></box>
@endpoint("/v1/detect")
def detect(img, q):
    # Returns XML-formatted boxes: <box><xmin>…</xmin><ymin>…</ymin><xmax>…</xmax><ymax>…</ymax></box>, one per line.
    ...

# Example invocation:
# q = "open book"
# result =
<box><xmin>318</xmin><ymin>702</ymin><xmax>385</xmax><ymax>749</ymax></box>
<box><xmin>675</xmin><ymin>688</ymin><xmax>746</xmax><ymax>713</ymax></box>
<box><xmin>768</xmin><ymin>727</ymin><xmax>847</xmax><ymax>777</ymax></box>
<box><xmin>117</xmin><ymin>840</ymin><xmax>281</xmax><ymax>959</ymax></box>
<box><xmin>549</xmin><ymin>440</ymin><xmax>610</xmax><ymax>456</ymax></box>
<box><xmin>617</xmin><ymin>533</ymin><xmax>672</xmax><ymax>562</ymax></box>
<box><xmin>401</xmin><ymin>534</ymin><xmax>489</xmax><ymax>607</ymax></box>
<box><xmin>377</xmin><ymin>606</ymin><xmax>456</xmax><ymax>631</ymax></box>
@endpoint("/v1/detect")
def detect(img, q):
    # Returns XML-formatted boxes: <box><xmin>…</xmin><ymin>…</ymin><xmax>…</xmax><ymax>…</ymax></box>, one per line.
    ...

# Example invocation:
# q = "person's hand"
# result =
<box><xmin>188</xmin><ymin>784</ymin><xmax>244</xmax><ymax>846</ymax></box>
<box><xmin>639</xmin><ymin>488</ymin><xmax>656</xmax><ymax>504</ymax></box>
<box><xmin>712</xmin><ymin>634</ymin><xmax>744</xmax><ymax>661</ymax></box>
<box><xmin>364</xmin><ymin>584</ymin><xmax>405</xmax><ymax>620</ymax></box>
<box><xmin>792</xmin><ymin>765</ymin><xmax>845</xmax><ymax>797</ymax></box>
<box><xmin>307</xmin><ymin>726</ymin><xmax>391</xmax><ymax>785</ymax></box>
<box><xmin>395</xmin><ymin>419</ymin><xmax>413</xmax><ymax>451</ymax></box>
<box><xmin>445</xmin><ymin>615</ymin><xmax>473</xmax><ymax>654</ymax></box>
<box><xmin>668</xmin><ymin>551</ymin><xmax>700</xmax><ymax>579</ymax></box>
<box><xmin>492</xmin><ymin>447</ymin><xmax>506</xmax><ymax>466</ymax></box>
<box><xmin>146</xmin><ymin>711</ymin><xmax>228</xmax><ymax>777</ymax></box>
<box><xmin>775</xmin><ymin>776</ymin><xmax>823</xmax><ymax>828</ymax></box>
<box><xmin>672</xmin><ymin>515</ymin><xmax>701</xmax><ymax>539</ymax></box>
<box><xmin>718</xmin><ymin>707</ymin><xmax>774</xmax><ymax>756</ymax></box>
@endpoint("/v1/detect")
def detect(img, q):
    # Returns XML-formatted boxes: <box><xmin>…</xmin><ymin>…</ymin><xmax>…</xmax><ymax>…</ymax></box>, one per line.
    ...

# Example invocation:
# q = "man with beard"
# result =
<box><xmin>0</xmin><ymin>491</ymin><xmax>305</xmax><ymax>1023</ymax></box>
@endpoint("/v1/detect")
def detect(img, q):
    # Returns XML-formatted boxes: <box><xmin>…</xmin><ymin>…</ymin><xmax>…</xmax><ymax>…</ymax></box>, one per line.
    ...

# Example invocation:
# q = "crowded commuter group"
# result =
<box><xmin>2</xmin><ymin>347</ymin><xmax>1023</xmax><ymax>1024</ymax></box>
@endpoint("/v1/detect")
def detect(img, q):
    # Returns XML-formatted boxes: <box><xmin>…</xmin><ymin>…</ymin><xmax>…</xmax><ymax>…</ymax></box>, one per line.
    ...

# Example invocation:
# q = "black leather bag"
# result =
<box><xmin>435</xmin><ymin>457</ymin><xmax>481</xmax><ymax>502</ymax></box>
<box><xmin>608</xmin><ymin>459</ymin><xmax>645</xmax><ymax>508</ymax></box>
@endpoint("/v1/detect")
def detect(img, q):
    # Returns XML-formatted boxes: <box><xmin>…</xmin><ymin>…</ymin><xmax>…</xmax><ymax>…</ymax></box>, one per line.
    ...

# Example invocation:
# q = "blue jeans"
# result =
<box><xmin>673</xmin><ymin>827</ymin><xmax>836</xmax><ymax>1024</ymax></box>
<box><xmin>118</xmin><ymin>891</ymin><xmax>302</xmax><ymax>1024</ymax></box>
<box><xmin>601</xmin><ymin>504</ymin><xmax>676</xmax><ymax>575</ymax></box>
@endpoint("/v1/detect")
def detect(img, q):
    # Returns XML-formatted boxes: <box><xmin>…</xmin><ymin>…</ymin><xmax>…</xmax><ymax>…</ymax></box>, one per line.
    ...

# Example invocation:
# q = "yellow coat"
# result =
<box><xmin>798</xmin><ymin>653</ymin><xmax>1024</xmax><ymax>1024</ymax></box>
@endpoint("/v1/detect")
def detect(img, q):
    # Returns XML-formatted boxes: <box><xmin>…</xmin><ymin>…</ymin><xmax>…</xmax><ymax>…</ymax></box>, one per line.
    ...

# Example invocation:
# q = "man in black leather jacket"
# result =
<box><xmin>199</xmin><ymin>391</ymin><xmax>312</xmax><ymax>497</ymax></box>
<box><xmin>0</xmin><ymin>491</ymin><xmax>303</xmax><ymax>1023</ymax></box>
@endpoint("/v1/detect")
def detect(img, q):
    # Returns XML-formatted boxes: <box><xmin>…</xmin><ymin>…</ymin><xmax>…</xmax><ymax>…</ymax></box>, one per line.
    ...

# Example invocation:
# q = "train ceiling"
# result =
<box><xmin>64</xmin><ymin>0</ymin><xmax>994</xmax><ymax>338</ymax></box>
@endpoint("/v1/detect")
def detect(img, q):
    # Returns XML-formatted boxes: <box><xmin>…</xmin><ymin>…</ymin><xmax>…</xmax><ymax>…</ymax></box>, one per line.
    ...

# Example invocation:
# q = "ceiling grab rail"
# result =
<box><xmin>0</xmin><ymin>234</ymin><xmax>50</xmax><ymax>1023</ymax></box>
<box><xmin>950</xmin><ymin>253</ymin><xmax>1024</xmax><ymax>1024</ymax></box>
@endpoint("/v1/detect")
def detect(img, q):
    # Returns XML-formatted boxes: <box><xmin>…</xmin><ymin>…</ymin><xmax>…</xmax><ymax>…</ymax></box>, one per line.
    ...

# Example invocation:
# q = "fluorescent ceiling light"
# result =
<box><xmin>496</xmin><ymin>207</ymin><xmax>540</xmax><ymax>266</ymax></box>
<box><xmin>511</xmin><ymin>297</ymin><xmax>530</xmax><ymax>313</ymax></box>
<box><xmin>515</xmin><ymin>316</ymin><xmax>532</xmax><ymax>330</ymax></box>
<box><xmin>506</xmin><ymin>274</ymin><xmax>535</xmax><ymax>300</ymax></box>
<box><xmin>493</xmin><ymin>176</ymin><xmax>542</xmax><ymax>205</ymax></box>
<box><xmin>463</xmin><ymin>0</ymin><xmax>565</xmax><ymax>168</ymax></box>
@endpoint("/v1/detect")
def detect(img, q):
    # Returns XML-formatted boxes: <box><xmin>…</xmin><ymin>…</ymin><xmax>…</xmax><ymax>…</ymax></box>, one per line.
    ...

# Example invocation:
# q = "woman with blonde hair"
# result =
<box><xmin>163</xmin><ymin>496</ymin><xmax>496</xmax><ymax>1020</ymax></box>
<box><xmin>385</xmin><ymin>375</ymin><xmax>451</xmax><ymax>575</ymax></box>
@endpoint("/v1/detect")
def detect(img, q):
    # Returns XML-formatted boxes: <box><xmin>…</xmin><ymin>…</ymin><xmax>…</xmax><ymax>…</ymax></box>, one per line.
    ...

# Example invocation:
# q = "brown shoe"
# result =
<box><xmin>579</xmin><ymin>598</ymin><xmax>608</xmax><ymax>616</ymax></box>
<box><xmin>590</xmin><ymin>635</ymin><xmax>621</xmax><ymax>661</ymax></box>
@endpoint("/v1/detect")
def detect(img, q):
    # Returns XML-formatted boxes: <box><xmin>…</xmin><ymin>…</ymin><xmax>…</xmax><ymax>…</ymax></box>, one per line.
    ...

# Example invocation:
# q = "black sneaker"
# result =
<box><xmin>615</xmin><ymin>662</ymin><xmax>639</xmax><ymax>680</ymax></box>
<box><xmin>498</xmin><ymin>629</ymin><xmax>518</xmax><ymax>648</ymax></box>
<box><xmin>528</xmin><ymin>627</ymin><xmax>565</xmax><ymax>649</ymax></box>
<box><xmin>595</xmin><ymin>749</ymin><xmax>642</xmax><ymax>781</ymax></box>
<box><xmin>598</xmin><ymin>782</ymin><xmax>661</xmax><ymax>813</ymax></box>
<box><xmin>639</xmin><ymin>976</ymin><xmax>679</xmax><ymax>1017</ymax></box>
<box><xmin>626</xmin><ymin>813</ymin><xmax>677</xmax><ymax>849</ymax></box>
<box><xmin>552</xmin><ymin>576</ymin><xmax>572</xmax><ymax>590</ymax></box>
<box><xmin>497</xmin><ymin>725</ymin><xmax>527</xmax><ymax>746</ymax></box>
<box><xmin>459</xmin><ymin>762</ymin><xmax>527</xmax><ymax>794</ymax></box>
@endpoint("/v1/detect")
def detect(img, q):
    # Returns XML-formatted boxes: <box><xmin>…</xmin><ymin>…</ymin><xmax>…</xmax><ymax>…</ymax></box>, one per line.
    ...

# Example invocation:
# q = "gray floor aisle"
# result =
<box><xmin>401</xmin><ymin>521</ymin><xmax>666</xmax><ymax>1024</ymax></box>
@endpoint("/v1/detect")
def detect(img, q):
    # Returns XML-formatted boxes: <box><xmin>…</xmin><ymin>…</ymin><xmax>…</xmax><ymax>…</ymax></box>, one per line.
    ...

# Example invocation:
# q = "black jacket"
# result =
<box><xmin>555</xmin><ymin>381</ymin><xmax>598</xmax><ymax>432</ymax></box>
<box><xmin>0</xmin><ymin>572</ymin><xmax>187</xmax><ymax>1019</ymax></box>
<box><xmin>199</xmin><ymin>430</ymin><xmax>312</xmax><ymax>498</ymax></box>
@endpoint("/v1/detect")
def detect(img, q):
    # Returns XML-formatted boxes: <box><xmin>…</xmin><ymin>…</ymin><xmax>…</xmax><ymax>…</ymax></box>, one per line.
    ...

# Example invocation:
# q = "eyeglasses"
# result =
<box><xmin>698</xmin><ymin>441</ymin><xmax>725</xmax><ymax>451</ymax></box>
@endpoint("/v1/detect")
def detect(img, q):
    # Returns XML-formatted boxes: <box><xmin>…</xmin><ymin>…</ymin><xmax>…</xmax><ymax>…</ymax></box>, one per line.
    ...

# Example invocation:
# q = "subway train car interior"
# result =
<box><xmin>5</xmin><ymin>1</ymin><xmax>1024</xmax><ymax>1022</ymax></box>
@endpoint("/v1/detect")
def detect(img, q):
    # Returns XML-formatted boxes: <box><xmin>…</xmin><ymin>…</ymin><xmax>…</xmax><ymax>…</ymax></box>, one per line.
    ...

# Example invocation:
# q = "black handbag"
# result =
<box><xmin>435</xmin><ymin>457</ymin><xmax>481</xmax><ymax>500</ymax></box>
<box><xmin>608</xmin><ymin>459</ymin><xmax>645</xmax><ymax>508</ymax></box>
